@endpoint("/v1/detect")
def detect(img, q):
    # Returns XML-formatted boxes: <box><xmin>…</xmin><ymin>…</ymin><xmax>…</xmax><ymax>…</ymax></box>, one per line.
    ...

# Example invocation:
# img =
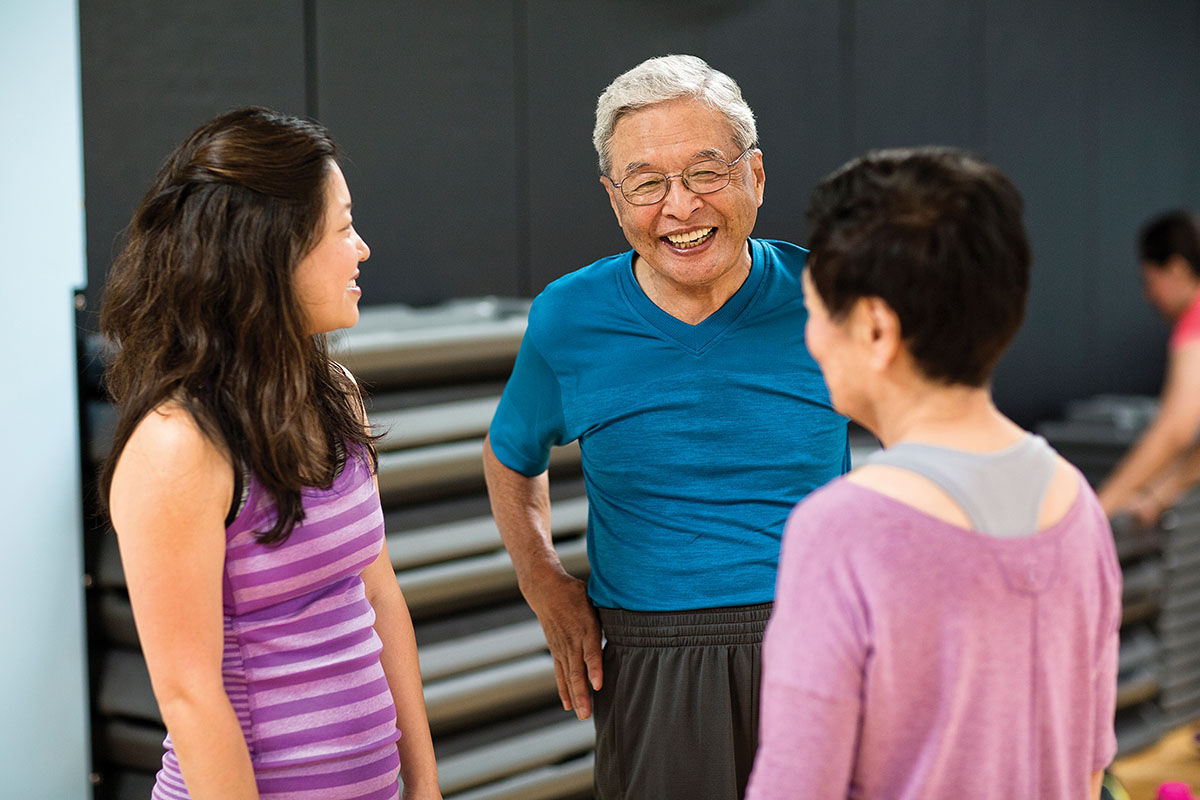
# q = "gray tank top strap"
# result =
<box><xmin>865</xmin><ymin>433</ymin><xmax>1058</xmax><ymax>538</ymax></box>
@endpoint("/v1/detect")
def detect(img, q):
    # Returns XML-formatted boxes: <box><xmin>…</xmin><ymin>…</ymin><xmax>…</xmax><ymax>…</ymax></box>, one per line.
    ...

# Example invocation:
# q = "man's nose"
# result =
<box><xmin>660</xmin><ymin>175</ymin><xmax>702</xmax><ymax>218</ymax></box>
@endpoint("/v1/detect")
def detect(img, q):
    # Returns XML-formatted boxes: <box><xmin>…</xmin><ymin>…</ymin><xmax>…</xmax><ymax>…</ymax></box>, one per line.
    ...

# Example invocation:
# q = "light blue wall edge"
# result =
<box><xmin>0</xmin><ymin>1</ymin><xmax>93</xmax><ymax>797</ymax></box>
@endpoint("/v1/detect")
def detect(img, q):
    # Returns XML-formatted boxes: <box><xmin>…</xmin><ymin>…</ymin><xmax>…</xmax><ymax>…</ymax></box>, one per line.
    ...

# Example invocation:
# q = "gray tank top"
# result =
<box><xmin>865</xmin><ymin>433</ymin><xmax>1058</xmax><ymax>538</ymax></box>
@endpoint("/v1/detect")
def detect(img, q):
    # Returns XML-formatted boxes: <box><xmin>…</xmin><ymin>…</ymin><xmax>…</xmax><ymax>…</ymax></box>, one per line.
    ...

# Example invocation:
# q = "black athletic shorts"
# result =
<box><xmin>592</xmin><ymin>603</ymin><xmax>771</xmax><ymax>800</ymax></box>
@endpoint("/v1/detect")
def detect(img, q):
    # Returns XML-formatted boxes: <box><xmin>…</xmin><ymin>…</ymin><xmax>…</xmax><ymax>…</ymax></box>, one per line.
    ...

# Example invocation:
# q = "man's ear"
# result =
<box><xmin>750</xmin><ymin>149</ymin><xmax>765</xmax><ymax>208</ymax></box>
<box><xmin>602</xmin><ymin>178</ymin><xmax>624</xmax><ymax>229</ymax></box>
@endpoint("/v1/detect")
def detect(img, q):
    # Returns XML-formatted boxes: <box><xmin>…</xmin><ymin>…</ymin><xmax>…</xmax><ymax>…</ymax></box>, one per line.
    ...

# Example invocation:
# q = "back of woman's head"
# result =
<box><xmin>805</xmin><ymin>147</ymin><xmax>1031</xmax><ymax>387</ymax></box>
<box><xmin>100</xmin><ymin>107</ymin><xmax>370</xmax><ymax>544</ymax></box>
<box><xmin>1139</xmin><ymin>210</ymin><xmax>1200</xmax><ymax>277</ymax></box>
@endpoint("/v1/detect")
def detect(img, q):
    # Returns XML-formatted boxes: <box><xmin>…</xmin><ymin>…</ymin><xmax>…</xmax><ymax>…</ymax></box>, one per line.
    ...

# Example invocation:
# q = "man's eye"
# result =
<box><xmin>628</xmin><ymin>176</ymin><xmax>664</xmax><ymax>193</ymax></box>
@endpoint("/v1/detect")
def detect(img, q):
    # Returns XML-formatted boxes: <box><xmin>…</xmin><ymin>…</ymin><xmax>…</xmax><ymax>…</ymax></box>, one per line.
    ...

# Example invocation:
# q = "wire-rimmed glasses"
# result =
<box><xmin>606</xmin><ymin>146</ymin><xmax>755</xmax><ymax>206</ymax></box>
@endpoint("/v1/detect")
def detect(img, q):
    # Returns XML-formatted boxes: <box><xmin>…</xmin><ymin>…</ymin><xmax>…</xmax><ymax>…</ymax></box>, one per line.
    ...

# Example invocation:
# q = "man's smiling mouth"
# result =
<box><xmin>663</xmin><ymin>227</ymin><xmax>716</xmax><ymax>249</ymax></box>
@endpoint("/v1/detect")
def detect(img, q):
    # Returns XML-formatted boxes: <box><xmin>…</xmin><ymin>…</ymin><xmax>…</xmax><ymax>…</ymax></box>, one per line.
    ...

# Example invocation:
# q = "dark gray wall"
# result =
<box><xmin>80</xmin><ymin>0</ymin><xmax>1200</xmax><ymax>425</ymax></box>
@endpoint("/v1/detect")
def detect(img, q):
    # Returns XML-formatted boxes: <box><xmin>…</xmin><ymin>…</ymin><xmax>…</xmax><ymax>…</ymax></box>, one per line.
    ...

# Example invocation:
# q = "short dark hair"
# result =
<box><xmin>1139</xmin><ymin>210</ymin><xmax>1200</xmax><ymax>278</ymax></box>
<box><xmin>805</xmin><ymin>147</ymin><xmax>1031</xmax><ymax>387</ymax></box>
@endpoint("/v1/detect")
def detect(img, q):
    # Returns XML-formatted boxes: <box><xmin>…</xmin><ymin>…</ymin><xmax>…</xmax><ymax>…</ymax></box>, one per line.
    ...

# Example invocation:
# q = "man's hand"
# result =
<box><xmin>524</xmin><ymin>570</ymin><xmax>603</xmax><ymax>719</ymax></box>
<box><xmin>481</xmin><ymin>437</ymin><xmax>602</xmax><ymax>717</ymax></box>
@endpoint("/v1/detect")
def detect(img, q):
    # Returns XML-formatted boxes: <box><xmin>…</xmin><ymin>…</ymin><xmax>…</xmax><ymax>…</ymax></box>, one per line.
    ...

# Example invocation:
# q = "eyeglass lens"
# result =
<box><xmin>621</xmin><ymin>159</ymin><xmax>732</xmax><ymax>205</ymax></box>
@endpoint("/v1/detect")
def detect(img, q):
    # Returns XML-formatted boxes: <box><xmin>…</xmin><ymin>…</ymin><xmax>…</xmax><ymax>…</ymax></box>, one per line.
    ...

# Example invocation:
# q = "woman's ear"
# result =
<box><xmin>856</xmin><ymin>296</ymin><xmax>902</xmax><ymax>371</ymax></box>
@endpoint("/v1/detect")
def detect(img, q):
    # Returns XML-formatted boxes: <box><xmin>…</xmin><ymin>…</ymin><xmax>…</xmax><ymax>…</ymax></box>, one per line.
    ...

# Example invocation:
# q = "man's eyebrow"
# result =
<box><xmin>620</xmin><ymin>148</ymin><xmax>732</xmax><ymax>175</ymax></box>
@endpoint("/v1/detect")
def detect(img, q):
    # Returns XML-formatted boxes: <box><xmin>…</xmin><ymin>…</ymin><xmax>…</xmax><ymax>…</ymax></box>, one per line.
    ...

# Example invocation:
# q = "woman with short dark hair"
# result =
<box><xmin>746</xmin><ymin>148</ymin><xmax>1120</xmax><ymax>799</ymax></box>
<box><xmin>101</xmin><ymin>107</ymin><xmax>440</xmax><ymax>799</ymax></box>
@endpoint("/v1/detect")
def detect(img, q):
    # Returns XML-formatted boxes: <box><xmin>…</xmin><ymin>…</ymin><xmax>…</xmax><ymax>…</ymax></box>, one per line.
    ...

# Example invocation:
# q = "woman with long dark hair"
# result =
<box><xmin>101</xmin><ymin>107</ymin><xmax>440</xmax><ymax>799</ymax></box>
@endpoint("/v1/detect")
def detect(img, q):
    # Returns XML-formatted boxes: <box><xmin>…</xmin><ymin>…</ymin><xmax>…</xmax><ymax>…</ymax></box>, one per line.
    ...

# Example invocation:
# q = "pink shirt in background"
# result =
<box><xmin>1170</xmin><ymin>289</ymin><xmax>1200</xmax><ymax>350</ymax></box>
<box><xmin>746</xmin><ymin>476</ymin><xmax>1122</xmax><ymax>800</ymax></box>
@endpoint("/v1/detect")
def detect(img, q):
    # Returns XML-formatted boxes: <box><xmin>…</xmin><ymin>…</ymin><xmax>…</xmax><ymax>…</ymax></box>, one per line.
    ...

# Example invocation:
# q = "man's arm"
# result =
<box><xmin>482</xmin><ymin>434</ymin><xmax>602</xmax><ymax>719</ymax></box>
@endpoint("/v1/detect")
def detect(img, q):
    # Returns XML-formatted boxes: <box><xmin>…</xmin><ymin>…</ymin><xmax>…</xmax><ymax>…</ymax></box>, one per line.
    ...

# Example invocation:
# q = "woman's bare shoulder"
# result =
<box><xmin>847</xmin><ymin>456</ymin><xmax>1082</xmax><ymax>532</ymax></box>
<box><xmin>112</xmin><ymin>403</ymin><xmax>233</xmax><ymax>510</ymax></box>
<box><xmin>1038</xmin><ymin>455</ymin><xmax>1082</xmax><ymax>528</ymax></box>
<box><xmin>123</xmin><ymin>403</ymin><xmax>225</xmax><ymax>462</ymax></box>
<box><xmin>845</xmin><ymin>463</ymin><xmax>974</xmax><ymax>529</ymax></box>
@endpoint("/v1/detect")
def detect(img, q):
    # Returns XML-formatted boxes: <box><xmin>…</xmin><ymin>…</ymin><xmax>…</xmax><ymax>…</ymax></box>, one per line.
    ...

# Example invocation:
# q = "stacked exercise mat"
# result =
<box><xmin>81</xmin><ymin>299</ymin><xmax>595</xmax><ymax>800</ymax></box>
<box><xmin>1040</xmin><ymin>395</ymin><xmax>1200</xmax><ymax>754</ymax></box>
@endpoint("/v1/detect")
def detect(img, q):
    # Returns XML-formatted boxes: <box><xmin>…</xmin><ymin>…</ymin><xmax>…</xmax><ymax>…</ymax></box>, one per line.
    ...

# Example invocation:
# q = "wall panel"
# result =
<box><xmin>851</xmin><ymin>0</ymin><xmax>984</xmax><ymax>153</ymax></box>
<box><xmin>1</xmin><ymin>2</ymin><xmax>91</xmax><ymax>795</ymax></box>
<box><xmin>1088</xmin><ymin>0</ymin><xmax>1200</xmax><ymax>397</ymax></box>
<box><xmin>983</xmin><ymin>0</ymin><xmax>1099</xmax><ymax>424</ymax></box>
<box><xmin>315</xmin><ymin>0</ymin><xmax>522</xmax><ymax>305</ymax></box>
<box><xmin>79</xmin><ymin>0</ymin><xmax>307</xmax><ymax>313</ymax></box>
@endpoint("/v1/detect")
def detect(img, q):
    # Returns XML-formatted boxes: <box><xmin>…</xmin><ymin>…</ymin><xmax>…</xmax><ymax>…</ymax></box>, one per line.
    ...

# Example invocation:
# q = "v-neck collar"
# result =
<box><xmin>617</xmin><ymin>239</ymin><xmax>765</xmax><ymax>353</ymax></box>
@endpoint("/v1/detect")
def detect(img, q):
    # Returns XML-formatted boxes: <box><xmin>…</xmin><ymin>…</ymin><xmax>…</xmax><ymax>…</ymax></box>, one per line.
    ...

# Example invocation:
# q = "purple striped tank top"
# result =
<box><xmin>152</xmin><ymin>449</ymin><xmax>402</xmax><ymax>800</ymax></box>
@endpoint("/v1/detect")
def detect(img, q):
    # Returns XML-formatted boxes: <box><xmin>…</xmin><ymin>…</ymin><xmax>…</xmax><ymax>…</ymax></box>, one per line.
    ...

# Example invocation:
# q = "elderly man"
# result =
<box><xmin>483</xmin><ymin>55</ymin><xmax>848</xmax><ymax>800</ymax></box>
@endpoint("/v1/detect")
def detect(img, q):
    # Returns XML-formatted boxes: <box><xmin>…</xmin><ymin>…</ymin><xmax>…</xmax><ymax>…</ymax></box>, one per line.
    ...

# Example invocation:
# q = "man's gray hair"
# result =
<box><xmin>593</xmin><ymin>54</ymin><xmax>758</xmax><ymax>177</ymax></box>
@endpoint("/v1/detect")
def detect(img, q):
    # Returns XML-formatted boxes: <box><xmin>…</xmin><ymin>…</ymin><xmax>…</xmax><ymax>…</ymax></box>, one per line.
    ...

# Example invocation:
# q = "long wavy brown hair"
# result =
<box><xmin>99</xmin><ymin>106</ymin><xmax>377</xmax><ymax>544</ymax></box>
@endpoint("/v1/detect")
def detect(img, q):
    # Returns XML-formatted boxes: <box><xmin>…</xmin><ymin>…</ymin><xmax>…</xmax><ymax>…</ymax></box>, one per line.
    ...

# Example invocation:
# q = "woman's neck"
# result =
<box><xmin>1176</xmin><ymin>279</ymin><xmax>1200</xmax><ymax>321</ymax></box>
<box><xmin>867</xmin><ymin>380</ymin><xmax>1024</xmax><ymax>451</ymax></box>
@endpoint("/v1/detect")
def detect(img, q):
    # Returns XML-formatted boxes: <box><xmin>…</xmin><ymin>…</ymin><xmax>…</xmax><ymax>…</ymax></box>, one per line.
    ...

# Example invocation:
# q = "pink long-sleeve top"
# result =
<box><xmin>746</xmin><ymin>474</ymin><xmax>1121</xmax><ymax>800</ymax></box>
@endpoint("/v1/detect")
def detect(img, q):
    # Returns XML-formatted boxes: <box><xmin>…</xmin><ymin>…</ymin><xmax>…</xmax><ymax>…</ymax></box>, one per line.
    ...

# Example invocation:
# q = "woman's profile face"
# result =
<box><xmin>294</xmin><ymin>162</ymin><xmax>370</xmax><ymax>335</ymax></box>
<box><xmin>1139</xmin><ymin>258</ymin><xmax>1200</xmax><ymax>322</ymax></box>
<box><xmin>802</xmin><ymin>268</ymin><xmax>860</xmax><ymax>417</ymax></box>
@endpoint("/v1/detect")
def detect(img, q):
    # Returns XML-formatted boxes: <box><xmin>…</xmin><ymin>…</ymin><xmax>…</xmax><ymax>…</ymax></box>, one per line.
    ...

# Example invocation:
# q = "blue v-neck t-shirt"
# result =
<box><xmin>489</xmin><ymin>238</ymin><xmax>849</xmax><ymax>611</ymax></box>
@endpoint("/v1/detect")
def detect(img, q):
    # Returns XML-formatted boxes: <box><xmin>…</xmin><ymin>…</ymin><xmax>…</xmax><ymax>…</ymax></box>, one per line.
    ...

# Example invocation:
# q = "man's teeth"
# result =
<box><xmin>665</xmin><ymin>228</ymin><xmax>715</xmax><ymax>248</ymax></box>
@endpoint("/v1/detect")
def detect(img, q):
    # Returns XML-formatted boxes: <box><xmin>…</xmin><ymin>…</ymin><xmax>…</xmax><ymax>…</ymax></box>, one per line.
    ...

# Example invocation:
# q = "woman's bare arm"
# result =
<box><xmin>110</xmin><ymin>406</ymin><xmax>258</xmax><ymax>799</ymax></box>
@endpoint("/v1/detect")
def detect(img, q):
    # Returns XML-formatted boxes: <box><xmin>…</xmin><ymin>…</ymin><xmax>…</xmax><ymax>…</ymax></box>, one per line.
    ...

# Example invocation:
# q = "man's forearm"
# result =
<box><xmin>482</xmin><ymin>435</ymin><xmax>603</xmax><ymax>716</ymax></box>
<box><xmin>482</xmin><ymin>435</ymin><xmax>562</xmax><ymax>588</ymax></box>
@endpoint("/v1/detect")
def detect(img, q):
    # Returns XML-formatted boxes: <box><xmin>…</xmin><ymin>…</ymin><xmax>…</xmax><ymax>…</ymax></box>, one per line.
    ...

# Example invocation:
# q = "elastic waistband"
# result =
<box><xmin>597</xmin><ymin>602</ymin><xmax>772</xmax><ymax>648</ymax></box>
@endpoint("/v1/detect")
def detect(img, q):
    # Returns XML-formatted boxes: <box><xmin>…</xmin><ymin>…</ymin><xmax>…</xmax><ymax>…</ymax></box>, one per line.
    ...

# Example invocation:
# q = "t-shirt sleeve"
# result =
<box><xmin>746</xmin><ymin>491</ymin><xmax>866</xmax><ymax>799</ymax></box>
<box><xmin>1169</xmin><ymin>295</ymin><xmax>1200</xmax><ymax>350</ymax></box>
<box><xmin>487</xmin><ymin>331</ymin><xmax>567</xmax><ymax>477</ymax></box>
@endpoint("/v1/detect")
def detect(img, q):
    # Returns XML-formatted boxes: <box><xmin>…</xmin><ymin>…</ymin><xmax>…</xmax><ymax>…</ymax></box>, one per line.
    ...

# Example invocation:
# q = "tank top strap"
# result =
<box><xmin>865</xmin><ymin>433</ymin><xmax>1058</xmax><ymax>538</ymax></box>
<box><xmin>225</xmin><ymin>460</ymin><xmax>253</xmax><ymax>528</ymax></box>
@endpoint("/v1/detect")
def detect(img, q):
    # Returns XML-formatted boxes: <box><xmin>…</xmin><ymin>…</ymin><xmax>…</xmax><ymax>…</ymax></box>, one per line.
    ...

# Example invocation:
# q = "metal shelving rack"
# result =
<box><xmin>1040</xmin><ymin>395</ymin><xmax>1200</xmax><ymax>755</ymax></box>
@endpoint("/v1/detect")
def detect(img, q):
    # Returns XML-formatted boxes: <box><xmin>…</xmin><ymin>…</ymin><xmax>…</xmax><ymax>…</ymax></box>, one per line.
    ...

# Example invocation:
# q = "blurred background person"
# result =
<box><xmin>1099</xmin><ymin>211</ymin><xmax>1200</xmax><ymax>526</ymax></box>
<box><xmin>100</xmin><ymin>108</ymin><xmax>440</xmax><ymax>800</ymax></box>
<box><xmin>746</xmin><ymin>148</ymin><xmax>1121</xmax><ymax>799</ymax></box>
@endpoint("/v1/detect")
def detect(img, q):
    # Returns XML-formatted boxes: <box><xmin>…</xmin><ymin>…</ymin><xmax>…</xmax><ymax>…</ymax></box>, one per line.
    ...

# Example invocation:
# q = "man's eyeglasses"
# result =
<box><xmin>606</xmin><ymin>146</ymin><xmax>755</xmax><ymax>206</ymax></box>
